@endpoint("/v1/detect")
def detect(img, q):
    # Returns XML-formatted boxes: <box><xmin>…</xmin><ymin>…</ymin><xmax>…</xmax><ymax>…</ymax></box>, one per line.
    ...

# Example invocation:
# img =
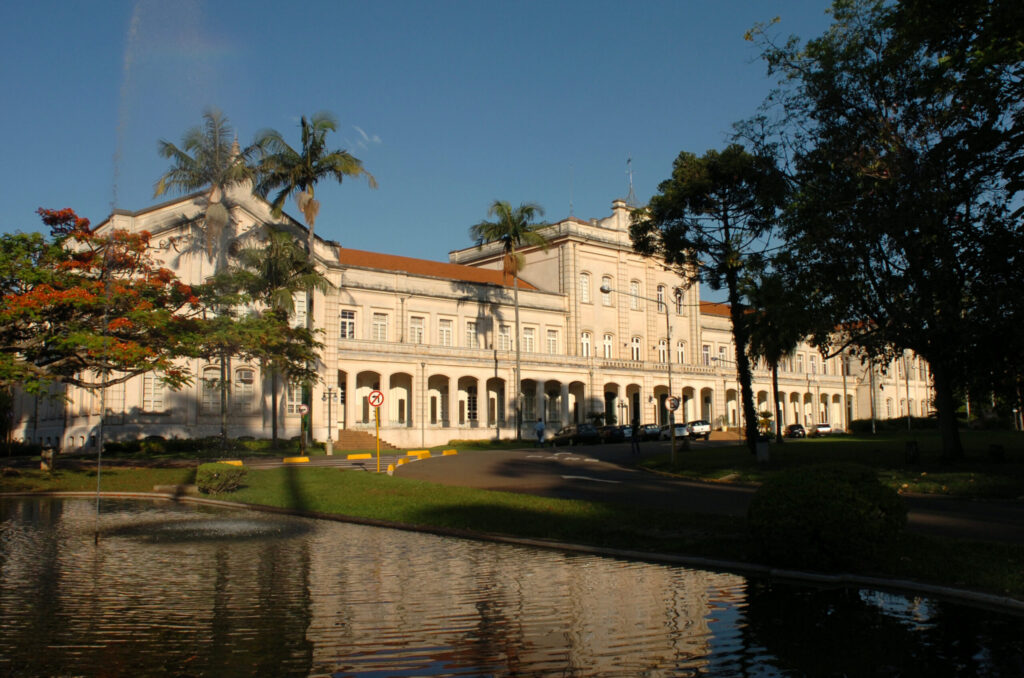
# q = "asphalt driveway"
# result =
<box><xmin>395</xmin><ymin>442</ymin><xmax>1024</xmax><ymax>544</ymax></box>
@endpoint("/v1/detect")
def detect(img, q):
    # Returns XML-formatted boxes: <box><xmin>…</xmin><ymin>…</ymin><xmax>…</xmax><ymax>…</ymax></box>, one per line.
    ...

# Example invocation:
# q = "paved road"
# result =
<box><xmin>395</xmin><ymin>441</ymin><xmax>1024</xmax><ymax>545</ymax></box>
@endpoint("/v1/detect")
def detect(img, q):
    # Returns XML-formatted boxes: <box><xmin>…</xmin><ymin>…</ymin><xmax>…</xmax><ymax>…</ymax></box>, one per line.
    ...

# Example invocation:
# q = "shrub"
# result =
<box><xmin>195</xmin><ymin>462</ymin><xmax>247</xmax><ymax>494</ymax></box>
<box><xmin>747</xmin><ymin>463</ymin><xmax>906</xmax><ymax>571</ymax></box>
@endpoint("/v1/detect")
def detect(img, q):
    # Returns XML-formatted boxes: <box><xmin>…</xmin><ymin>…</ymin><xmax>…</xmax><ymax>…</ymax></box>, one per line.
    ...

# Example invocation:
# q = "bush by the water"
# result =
<box><xmin>196</xmin><ymin>463</ymin><xmax>247</xmax><ymax>494</ymax></box>
<box><xmin>747</xmin><ymin>463</ymin><xmax>906</xmax><ymax>571</ymax></box>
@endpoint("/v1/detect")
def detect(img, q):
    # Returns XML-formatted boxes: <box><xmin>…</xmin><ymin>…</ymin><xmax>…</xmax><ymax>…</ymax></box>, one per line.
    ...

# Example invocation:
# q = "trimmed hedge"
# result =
<box><xmin>747</xmin><ymin>463</ymin><xmax>907</xmax><ymax>571</ymax></box>
<box><xmin>196</xmin><ymin>462</ymin><xmax>248</xmax><ymax>494</ymax></box>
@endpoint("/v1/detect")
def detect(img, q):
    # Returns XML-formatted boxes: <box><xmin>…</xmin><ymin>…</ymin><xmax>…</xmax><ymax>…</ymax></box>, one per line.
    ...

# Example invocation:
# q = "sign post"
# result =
<box><xmin>368</xmin><ymin>390</ymin><xmax>384</xmax><ymax>472</ymax></box>
<box><xmin>298</xmin><ymin>403</ymin><xmax>310</xmax><ymax>454</ymax></box>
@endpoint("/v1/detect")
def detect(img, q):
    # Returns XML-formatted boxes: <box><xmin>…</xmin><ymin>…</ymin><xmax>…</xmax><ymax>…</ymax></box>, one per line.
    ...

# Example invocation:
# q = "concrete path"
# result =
<box><xmin>395</xmin><ymin>441</ymin><xmax>1024</xmax><ymax>545</ymax></box>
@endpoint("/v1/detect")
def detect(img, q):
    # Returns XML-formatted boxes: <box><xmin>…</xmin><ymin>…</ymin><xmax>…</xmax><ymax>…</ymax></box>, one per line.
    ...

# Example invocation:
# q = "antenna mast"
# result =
<box><xmin>626</xmin><ymin>156</ymin><xmax>638</xmax><ymax>207</ymax></box>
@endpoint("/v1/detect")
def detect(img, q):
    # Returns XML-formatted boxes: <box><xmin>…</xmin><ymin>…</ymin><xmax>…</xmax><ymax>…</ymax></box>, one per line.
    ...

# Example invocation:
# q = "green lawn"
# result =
<box><xmin>3</xmin><ymin>462</ymin><xmax>1024</xmax><ymax>601</ymax></box>
<box><xmin>643</xmin><ymin>430</ymin><xmax>1024</xmax><ymax>498</ymax></box>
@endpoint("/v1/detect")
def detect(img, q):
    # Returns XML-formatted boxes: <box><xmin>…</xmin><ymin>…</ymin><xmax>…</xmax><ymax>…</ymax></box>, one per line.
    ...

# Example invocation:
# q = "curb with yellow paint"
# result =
<box><xmin>282</xmin><ymin>456</ymin><xmax>309</xmax><ymax>464</ymax></box>
<box><xmin>347</xmin><ymin>453</ymin><xmax>372</xmax><ymax>460</ymax></box>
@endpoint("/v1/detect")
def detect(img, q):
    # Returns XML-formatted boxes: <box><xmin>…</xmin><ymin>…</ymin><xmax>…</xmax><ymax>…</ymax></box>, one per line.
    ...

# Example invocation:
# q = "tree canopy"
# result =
<box><xmin>746</xmin><ymin>0</ymin><xmax>1024</xmax><ymax>456</ymax></box>
<box><xmin>631</xmin><ymin>144</ymin><xmax>787</xmax><ymax>453</ymax></box>
<box><xmin>0</xmin><ymin>209</ymin><xmax>204</xmax><ymax>394</ymax></box>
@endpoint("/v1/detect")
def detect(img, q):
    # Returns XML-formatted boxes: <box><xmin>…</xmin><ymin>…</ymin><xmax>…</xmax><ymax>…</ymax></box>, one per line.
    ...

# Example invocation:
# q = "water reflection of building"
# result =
<box><xmin>12</xmin><ymin>188</ymin><xmax>933</xmax><ymax>450</ymax></box>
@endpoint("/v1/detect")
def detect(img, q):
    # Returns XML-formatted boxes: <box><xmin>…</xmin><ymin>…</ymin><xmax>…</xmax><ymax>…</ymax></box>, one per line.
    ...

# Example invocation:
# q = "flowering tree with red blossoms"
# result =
<box><xmin>0</xmin><ymin>208</ymin><xmax>205</xmax><ymax>394</ymax></box>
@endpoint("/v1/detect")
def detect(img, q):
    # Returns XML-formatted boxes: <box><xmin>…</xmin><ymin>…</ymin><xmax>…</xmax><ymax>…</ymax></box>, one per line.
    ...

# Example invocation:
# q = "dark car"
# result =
<box><xmin>598</xmin><ymin>425</ymin><xmax>632</xmax><ymax>443</ymax></box>
<box><xmin>785</xmin><ymin>424</ymin><xmax>806</xmax><ymax>438</ymax></box>
<box><xmin>638</xmin><ymin>423</ymin><xmax>662</xmax><ymax>441</ymax></box>
<box><xmin>550</xmin><ymin>423</ymin><xmax>602</xmax><ymax>446</ymax></box>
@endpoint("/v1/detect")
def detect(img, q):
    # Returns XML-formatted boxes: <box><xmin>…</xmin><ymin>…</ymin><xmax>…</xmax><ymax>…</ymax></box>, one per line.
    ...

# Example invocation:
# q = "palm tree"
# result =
<box><xmin>469</xmin><ymin>201</ymin><xmax>549</xmax><ymax>439</ymax></box>
<box><xmin>254</xmin><ymin>112</ymin><xmax>377</xmax><ymax>255</ymax></box>
<box><xmin>232</xmin><ymin>229</ymin><xmax>333</xmax><ymax>445</ymax></box>
<box><xmin>254</xmin><ymin>112</ymin><xmax>376</xmax><ymax>444</ymax></box>
<box><xmin>154</xmin><ymin>109</ymin><xmax>259</xmax><ymax>265</ymax></box>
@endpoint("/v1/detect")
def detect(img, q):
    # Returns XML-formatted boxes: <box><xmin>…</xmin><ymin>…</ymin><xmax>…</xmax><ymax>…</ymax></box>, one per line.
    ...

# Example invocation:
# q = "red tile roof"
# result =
<box><xmin>700</xmin><ymin>301</ymin><xmax>732</xmax><ymax>317</ymax></box>
<box><xmin>335</xmin><ymin>247</ymin><xmax>538</xmax><ymax>290</ymax></box>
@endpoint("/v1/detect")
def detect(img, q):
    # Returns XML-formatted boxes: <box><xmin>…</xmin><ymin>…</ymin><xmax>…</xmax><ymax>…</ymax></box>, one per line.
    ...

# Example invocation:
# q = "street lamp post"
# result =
<box><xmin>600</xmin><ymin>283</ymin><xmax>681</xmax><ymax>463</ymax></box>
<box><xmin>322</xmin><ymin>387</ymin><xmax>338</xmax><ymax>456</ymax></box>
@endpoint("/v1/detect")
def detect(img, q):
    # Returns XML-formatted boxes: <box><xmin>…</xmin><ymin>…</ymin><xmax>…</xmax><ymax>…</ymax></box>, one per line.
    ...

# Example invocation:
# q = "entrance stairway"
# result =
<box><xmin>333</xmin><ymin>429</ymin><xmax>399</xmax><ymax>452</ymax></box>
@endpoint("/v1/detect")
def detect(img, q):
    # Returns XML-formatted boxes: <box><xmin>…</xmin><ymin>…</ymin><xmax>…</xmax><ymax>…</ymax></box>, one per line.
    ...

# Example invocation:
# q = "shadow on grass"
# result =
<box><xmin>405</xmin><ymin>501</ymin><xmax>750</xmax><ymax>560</ymax></box>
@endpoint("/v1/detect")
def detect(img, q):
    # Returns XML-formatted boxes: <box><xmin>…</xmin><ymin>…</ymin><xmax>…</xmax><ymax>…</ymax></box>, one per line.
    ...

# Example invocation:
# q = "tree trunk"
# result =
<box><xmin>220</xmin><ymin>352</ymin><xmax>230</xmax><ymax>450</ymax></box>
<box><xmin>772</xmin><ymin>363</ymin><xmax>783</xmax><ymax>444</ymax></box>
<box><xmin>271</xmin><ymin>367</ymin><xmax>279</xmax><ymax>447</ymax></box>
<box><xmin>930</xmin><ymin>360</ymin><xmax>964</xmax><ymax>459</ymax></box>
<box><xmin>726</xmin><ymin>272</ymin><xmax>759</xmax><ymax>455</ymax></box>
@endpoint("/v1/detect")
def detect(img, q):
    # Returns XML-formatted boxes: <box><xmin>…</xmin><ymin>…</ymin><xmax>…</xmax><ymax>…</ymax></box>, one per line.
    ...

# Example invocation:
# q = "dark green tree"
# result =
<box><xmin>231</xmin><ymin>229</ymin><xmax>332</xmax><ymax>445</ymax></box>
<box><xmin>631</xmin><ymin>145</ymin><xmax>787</xmax><ymax>454</ymax></box>
<box><xmin>747</xmin><ymin>0</ymin><xmax>1024</xmax><ymax>457</ymax></box>
<box><xmin>745</xmin><ymin>267</ymin><xmax>810</xmax><ymax>443</ymax></box>
<box><xmin>469</xmin><ymin>201</ymin><xmax>549</xmax><ymax>439</ymax></box>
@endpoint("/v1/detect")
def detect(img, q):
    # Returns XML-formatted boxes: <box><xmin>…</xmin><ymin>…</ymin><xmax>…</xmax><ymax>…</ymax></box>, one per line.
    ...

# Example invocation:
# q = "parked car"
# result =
<box><xmin>638</xmin><ymin>423</ymin><xmax>662</xmax><ymax>441</ymax></box>
<box><xmin>785</xmin><ymin>424</ymin><xmax>806</xmax><ymax>438</ymax></box>
<box><xmin>550</xmin><ymin>423</ymin><xmax>602</xmax><ymax>446</ymax></box>
<box><xmin>687</xmin><ymin>419</ymin><xmax>711</xmax><ymax>440</ymax></box>
<box><xmin>811</xmin><ymin>423</ymin><xmax>832</xmax><ymax>436</ymax></box>
<box><xmin>659</xmin><ymin>423</ymin><xmax>690</xmax><ymax>440</ymax></box>
<box><xmin>598</xmin><ymin>425</ymin><xmax>632</xmax><ymax>443</ymax></box>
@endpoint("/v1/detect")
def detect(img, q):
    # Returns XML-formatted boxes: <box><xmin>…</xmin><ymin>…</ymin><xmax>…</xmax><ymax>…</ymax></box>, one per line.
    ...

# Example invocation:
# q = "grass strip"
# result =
<box><xmin>5</xmin><ymin>465</ymin><xmax>1023</xmax><ymax>600</ymax></box>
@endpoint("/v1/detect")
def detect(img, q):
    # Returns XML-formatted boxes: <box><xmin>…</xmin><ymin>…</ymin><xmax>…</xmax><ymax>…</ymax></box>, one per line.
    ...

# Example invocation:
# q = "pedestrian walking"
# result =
<box><xmin>534</xmin><ymin>418</ymin><xmax>545</xmax><ymax>448</ymax></box>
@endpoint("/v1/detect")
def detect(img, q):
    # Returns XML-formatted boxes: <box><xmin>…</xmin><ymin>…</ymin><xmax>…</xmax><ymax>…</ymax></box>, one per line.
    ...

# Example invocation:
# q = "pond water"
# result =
<box><xmin>1</xmin><ymin>497</ymin><xmax>1022</xmax><ymax>677</ymax></box>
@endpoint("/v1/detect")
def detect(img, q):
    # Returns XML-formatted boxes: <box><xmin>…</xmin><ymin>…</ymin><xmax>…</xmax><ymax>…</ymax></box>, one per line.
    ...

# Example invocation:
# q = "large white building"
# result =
<box><xmin>15</xmin><ymin>189</ymin><xmax>934</xmax><ymax>450</ymax></box>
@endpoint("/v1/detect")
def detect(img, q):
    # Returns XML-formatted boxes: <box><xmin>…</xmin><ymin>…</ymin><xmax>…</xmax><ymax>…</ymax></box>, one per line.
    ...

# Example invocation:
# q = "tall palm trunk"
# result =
<box><xmin>514</xmin><ymin>276</ymin><xmax>522</xmax><ymax>441</ymax></box>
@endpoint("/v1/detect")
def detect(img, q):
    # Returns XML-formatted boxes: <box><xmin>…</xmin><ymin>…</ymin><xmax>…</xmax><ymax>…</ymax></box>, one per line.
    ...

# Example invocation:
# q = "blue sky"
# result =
<box><xmin>1</xmin><ymin>0</ymin><xmax>834</xmax><ymax>268</ymax></box>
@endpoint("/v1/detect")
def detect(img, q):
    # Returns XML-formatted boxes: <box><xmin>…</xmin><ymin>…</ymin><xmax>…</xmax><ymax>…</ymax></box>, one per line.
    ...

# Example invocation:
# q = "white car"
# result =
<box><xmin>687</xmin><ymin>420</ymin><xmax>711</xmax><ymax>440</ymax></box>
<box><xmin>659</xmin><ymin>423</ymin><xmax>690</xmax><ymax>440</ymax></box>
<box><xmin>812</xmin><ymin>423</ymin><xmax>832</xmax><ymax>436</ymax></box>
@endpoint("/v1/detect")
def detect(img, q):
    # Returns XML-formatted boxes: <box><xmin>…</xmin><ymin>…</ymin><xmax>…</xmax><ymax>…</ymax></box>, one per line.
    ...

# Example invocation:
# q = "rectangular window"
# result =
<box><xmin>466</xmin><ymin>386</ymin><xmax>478</xmax><ymax>421</ymax></box>
<box><xmin>292</xmin><ymin>291</ymin><xmax>307</xmax><ymax>328</ymax></box>
<box><xmin>286</xmin><ymin>382</ymin><xmax>302</xmax><ymax>414</ymax></box>
<box><xmin>465</xmin><ymin>320</ymin><xmax>477</xmax><ymax>348</ymax></box>
<box><xmin>797</xmin><ymin>354</ymin><xmax>804</xmax><ymax>373</ymax></box>
<box><xmin>657</xmin><ymin>285</ymin><xmax>666</xmax><ymax>312</ymax></box>
<box><xmin>234</xmin><ymin>368</ymin><xmax>255</xmax><ymax>413</ymax></box>
<box><xmin>810</xmin><ymin>355</ymin><xmax>817</xmax><ymax>375</ymax></box>
<box><xmin>603</xmin><ymin>334</ymin><xmax>613</xmax><ymax>359</ymax></box>
<box><xmin>702</xmin><ymin>345</ymin><xmax>710</xmax><ymax>366</ymax></box>
<box><xmin>523</xmin><ymin>327</ymin><xmax>535</xmax><ymax>353</ymax></box>
<box><xmin>201</xmin><ymin>367</ymin><xmax>220</xmax><ymax>414</ymax></box>
<box><xmin>439</xmin><ymin>319</ymin><xmax>453</xmax><ymax>347</ymax></box>
<box><xmin>631</xmin><ymin>336</ymin><xmax>642</xmax><ymax>361</ymax></box>
<box><xmin>581</xmin><ymin>332</ymin><xmax>591</xmax><ymax>357</ymax></box>
<box><xmin>142</xmin><ymin>373</ymin><xmax>165</xmax><ymax>413</ymax></box>
<box><xmin>658</xmin><ymin>339</ymin><xmax>668</xmax><ymax>363</ymax></box>
<box><xmin>372</xmin><ymin>313</ymin><xmax>388</xmax><ymax>341</ymax></box>
<box><xmin>629</xmin><ymin>281</ymin><xmax>640</xmax><ymax>310</ymax></box>
<box><xmin>339</xmin><ymin>310</ymin><xmax>355</xmax><ymax>339</ymax></box>
<box><xmin>601</xmin><ymin>277</ymin><xmax>612</xmax><ymax>306</ymax></box>
<box><xmin>676</xmin><ymin>341</ymin><xmax>685</xmax><ymax>364</ymax></box>
<box><xmin>497</xmin><ymin>324</ymin><xmax>510</xmax><ymax>351</ymax></box>
<box><xmin>547</xmin><ymin>329</ymin><xmax>559</xmax><ymax>355</ymax></box>
<box><xmin>409</xmin><ymin>316</ymin><xmax>424</xmax><ymax>344</ymax></box>
<box><xmin>579</xmin><ymin>273</ymin><xmax>591</xmax><ymax>304</ymax></box>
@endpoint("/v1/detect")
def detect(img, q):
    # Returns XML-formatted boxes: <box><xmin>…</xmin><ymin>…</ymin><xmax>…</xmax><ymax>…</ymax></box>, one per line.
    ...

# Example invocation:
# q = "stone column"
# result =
<box><xmin>447</xmin><ymin>376</ymin><xmax>458</xmax><ymax>431</ymax></box>
<box><xmin>560</xmin><ymin>383</ymin><xmax>570</xmax><ymax>425</ymax></box>
<box><xmin>535</xmin><ymin>380</ymin><xmax>546</xmax><ymax>424</ymax></box>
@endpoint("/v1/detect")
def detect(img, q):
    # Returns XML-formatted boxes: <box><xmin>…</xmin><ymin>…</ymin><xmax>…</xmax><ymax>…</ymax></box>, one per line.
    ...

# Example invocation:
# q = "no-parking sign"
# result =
<box><xmin>368</xmin><ymin>390</ymin><xmax>384</xmax><ymax>408</ymax></box>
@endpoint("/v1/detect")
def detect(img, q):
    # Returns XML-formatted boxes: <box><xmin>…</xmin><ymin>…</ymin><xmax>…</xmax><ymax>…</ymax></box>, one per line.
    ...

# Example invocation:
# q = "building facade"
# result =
<box><xmin>15</xmin><ymin>191</ymin><xmax>934</xmax><ymax>450</ymax></box>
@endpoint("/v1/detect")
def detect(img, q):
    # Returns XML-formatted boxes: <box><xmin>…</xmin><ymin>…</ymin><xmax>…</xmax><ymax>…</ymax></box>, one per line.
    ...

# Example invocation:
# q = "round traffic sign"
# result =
<box><xmin>368</xmin><ymin>390</ymin><xmax>384</xmax><ymax>408</ymax></box>
<box><xmin>667</xmin><ymin>396</ymin><xmax>680</xmax><ymax>411</ymax></box>
<box><xmin>298</xmin><ymin>404</ymin><xmax>309</xmax><ymax>415</ymax></box>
